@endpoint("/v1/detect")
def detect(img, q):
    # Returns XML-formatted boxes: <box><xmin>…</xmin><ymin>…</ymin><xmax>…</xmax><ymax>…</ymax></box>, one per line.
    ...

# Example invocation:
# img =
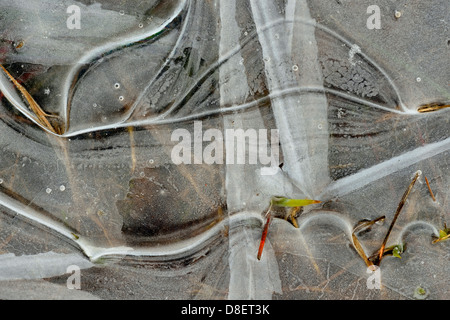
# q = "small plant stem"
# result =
<box><xmin>257</xmin><ymin>205</ymin><xmax>272</xmax><ymax>260</ymax></box>
<box><xmin>377</xmin><ymin>171</ymin><xmax>421</xmax><ymax>264</ymax></box>
<box><xmin>424</xmin><ymin>176</ymin><xmax>436</xmax><ymax>202</ymax></box>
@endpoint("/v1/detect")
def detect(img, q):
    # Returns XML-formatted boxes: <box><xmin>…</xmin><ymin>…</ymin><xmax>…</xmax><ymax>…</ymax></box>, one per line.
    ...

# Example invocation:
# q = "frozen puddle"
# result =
<box><xmin>0</xmin><ymin>0</ymin><xmax>448</xmax><ymax>299</ymax></box>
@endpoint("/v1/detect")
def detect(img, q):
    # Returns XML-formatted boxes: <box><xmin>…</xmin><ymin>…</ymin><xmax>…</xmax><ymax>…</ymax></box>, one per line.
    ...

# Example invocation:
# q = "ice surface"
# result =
<box><xmin>0</xmin><ymin>0</ymin><xmax>448</xmax><ymax>299</ymax></box>
<box><xmin>0</xmin><ymin>251</ymin><xmax>93</xmax><ymax>280</ymax></box>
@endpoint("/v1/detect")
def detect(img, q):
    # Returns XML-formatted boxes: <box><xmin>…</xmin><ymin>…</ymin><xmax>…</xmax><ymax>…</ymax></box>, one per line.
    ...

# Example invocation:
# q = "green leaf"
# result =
<box><xmin>439</xmin><ymin>229</ymin><xmax>448</xmax><ymax>239</ymax></box>
<box><xmin>71</xmin><ymin>232</ymin><xmax>79</xmax><ymax>240</ymax></box>
<box><xmin>432</xmin><ymin>227</ymin><xmax>450</xmax><ymax>244</ymax></box>
<box><xmin>385</xmin><ymin>244</ymin><xmax>403</xmax><ymax>259</ymax></box>
<box><xmin>392</xmin><ymin>246</ymin><xmax>402</xmax><ymax>259</ymax></box>
<box><xmin>270</xmin><ymin>196</ymin><xmax>321</xmax><ymax>207</ymax></box>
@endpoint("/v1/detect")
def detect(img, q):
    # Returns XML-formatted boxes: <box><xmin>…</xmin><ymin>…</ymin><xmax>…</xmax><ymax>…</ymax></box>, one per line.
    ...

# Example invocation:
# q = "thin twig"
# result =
<box><xmin>257</xmin><ymin>204</ymin><xmax>272</xmax><ymax>260</ymax></box>
<box><xmin>417</xmin><ymin>103</ymin><xmax>449</xmax><ymax>113</ymax></box>
<box><xmin>128</xmin><ymin>126</ymin><xmax>136</xmax><ymax>173</ymax></box>
<box><xmin>351</xmin><ymin>216</ymin><xmax>384</xmax><ymax>267</ymax></box>
<box><xmin>376</xmin><ymin>171</ymin><xmax>421</xmax><ymax>264</ymax></box>
<box><xmin>424</xmin><ymin>176</ymin><xmax>436</xmax><ymax>202</ymax></box>
<box><xmin>288</xmin><ymin>207</ymin><xmax>301</xmax><ymax>228</ymax></box>
<box><xmin>432</xmin><ymin>223</ymin><xmax>449</xmax><ymax>244</ymax></box>
<box><xmin>352</xmin><ymin>233</ymin><xmax>373</xmax><ymax>267</ymax></box>
<box><xmin>0</xmin><ymin>64</ymin><xmax>59</xmax><ymax>133</ymax></box>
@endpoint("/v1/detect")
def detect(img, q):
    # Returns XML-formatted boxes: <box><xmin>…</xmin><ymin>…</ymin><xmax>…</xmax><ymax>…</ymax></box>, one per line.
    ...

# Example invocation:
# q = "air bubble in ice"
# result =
<box><xmin>46</xmin><ymin>188</ymin><xmax>52</xmax><ymax>194</ymax></box>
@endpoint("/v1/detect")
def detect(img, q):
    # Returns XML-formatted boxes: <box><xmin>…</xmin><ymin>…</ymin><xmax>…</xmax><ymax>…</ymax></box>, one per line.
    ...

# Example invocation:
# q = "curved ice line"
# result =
<box><xmin>1</xmin><ymin>8</ymin><xmax>413</xmax><ymax>137</ymax></box>
<box><xmin>394</xmin><ymin>221</ymin><xmax>440</xmax><ymax>244</ymax></box>
<box><xmin>61</xmin><ymin>0</ymin><xmax>188</xmax><ymax>127</ymax></box>
<box><xmin>312</xmin><ymin>20</ymin><xmax>408</xmax><ymax>113</ymax></box>
<box><xmin>0</xmin><ymin>1</ymin><xmax>188</xmax><ymax>137</ymax></box>
<box><xmin>0</xmin><ymin>191</ymin><xmax>80</xmax><ymax>250</ymax></box>
<box><xmin>169</xmin><ymin>85</ymin><xmax>408</xmax><ymax>122</ymax></box>
<box><xmin>293</xmin><ymin>211</ymin><xmax>374</xmax><ymax>264</ymax></box>
<box><xmin>0</xmin><ymin>69</ymin><xmax>49</xmax><ymax>131</ymax></box>
<box><xmin>288</xmin><ymin>17</ymin><xmax>408</xmax><ymax>113</ymax></box>
<box><xmin>0</xmin><ymin>188</ymin><xmax>263</xmax><ymax>262</ymax></box>
<box><xmin>150</xmin><ymin>15</ymin><xmax>408</xmax><ymax>124</ymax></box>
<box><xmin>57</xmin><ymin>85</ymin><xmax>408</xmax><ymax>138</ymax></box>
<box><xmin>62</xmin><ymin>14</ymin><xmax>410</xmax><ymax>136</ymax></box>
<box><xmin>297</xmin><ymin>211</ymin><xmax>353</xmax><ymax>237</ymax></box>
<box><xmin>93</xmin><ymin>211</ymin><xmax>264</xmax><ymax>261</ymax></box>
<box><xmin>222</xmin><ymin>14</ymin><xmax>407</xmax><ymax>112</ymax></box>
<box><xmin>125</xmin><ymin>0</ymin><xmax>193</xmax><ymax>123</ymax></box>
<box><xmin>144</xmin><ymin>10</ymin><xmax>302</xmax><ymax>123</ymax></box>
